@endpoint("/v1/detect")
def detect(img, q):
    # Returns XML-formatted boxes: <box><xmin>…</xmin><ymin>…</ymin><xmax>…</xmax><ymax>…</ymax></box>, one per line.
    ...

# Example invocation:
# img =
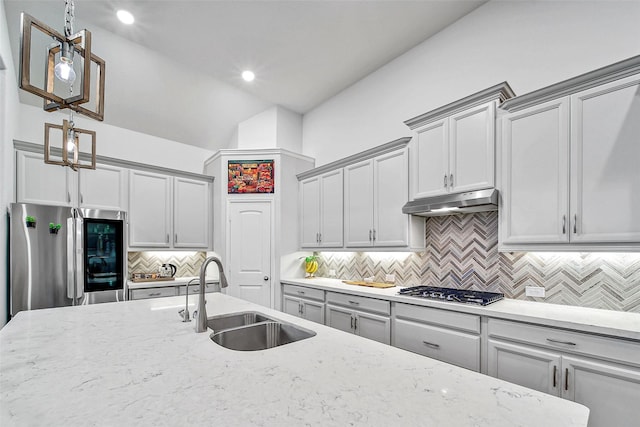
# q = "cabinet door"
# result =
<box><xmin>449</xmin><ymin>101</ymin><xmax>495</xmax><ymax>193</ymax></box>
<box><xmin>283</xmin><ymin>295</ymin><xmax>303</xmax><ymax>318</ymax></box>
<box><xmin>570</xmin><ymin>74</ymin><xmax>640</xmax><ymax>243</ymax></box>
<box><xmin>301</xmin><ymin>299</ymin><xmax>325</xmax><ymax>324</ymax></box>
<box><xmin>79</xmin><ymin>164</ymin><xmax>128</xmax><ymax>211</ymax></box>
<box><xmin>325</xmin><ymin>304</ymin><xmax>355</xmax><ymax>334</ymax></box>
<box><xmin>562</xmin><ymin>356</ymin><xmax>640</xmax><ymax>427</ymax></box>
<box><xmin>500</xmin><ymin>98</ymin><xmax>570</xmax><ymax>244</ymax></box>
<box><xmin>299</xmin><ymin>176</ymin><xmax>320</xmax><ymax>248</ymax></box>
<box><xmin>412</xmin><ymin>118</ymin><xmax>449</xmax><ymax>198</ymax></box>
<box><xmin>129</xmin><ymin>170</ymin><xmax>171</xmax><ymax>248</ymax></box>
<box><xmin>174</xmin><ymin>177</ymin><xmax>209</xmax><ymax>248</ymax></box>
<box><xmin>373</xmin><ymin>148</ymin><xmax>408</xmax><ymax>247</ymax></box>
<box><xmin>355</xmin><ymin>311</ymin><xmax>391</xmax><ymax>345</ymax></box>
<box><xmin>344</xmin><ymin>160</ymin><xmax>374</xmax><ymax>247</ymax></box>
<box><xmin>319</xmin><ymin>170</ymin><xmax>343</xmax><ymax>247</ymax></box>
<box><xmin>487</xmin><ymin>339</ymin><xmax>561</xmax><ymax>396</ymax></box>
<box><xmin>394</xmin><ymin>318</ymin><xmax>480</xmax><ymax>371</ymax></box>
<box><xmin>16</xmin><ymin>151</ymin><xmax>75</xmax><ymax>206</ymax></box>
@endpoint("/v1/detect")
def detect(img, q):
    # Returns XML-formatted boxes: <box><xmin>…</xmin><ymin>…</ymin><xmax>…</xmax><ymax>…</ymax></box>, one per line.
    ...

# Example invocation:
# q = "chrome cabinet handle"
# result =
<box><xmin>175</xmin><ymin>233</ymin><xmax>178</xmax><ymax>243</ymax></box>
<box><xmin>423</xmin><ymin>341</ymin><xmax>440</xmax><ymax>349</ymax></box>
<box><xmin>372</xmin><ymin>229</ymin><xmax>376</xmax><ymax>241</ymax></box>
<box><xmin>546</xmin><ymin>338</ymin><xmax>576</xmax><ymax>346</ymax></box>
<box><xmin>443</xmin><ymin>174</ymin><xmax>448</xmax><ymax>188</ymax></box>
<box><xmin>350</xmin><ymin>315</ymin><xmax>354</xmax><ymax>329</ymax></box>
<box><xmin>353</xmin><ymin>316</ymin><xmax>358</xmax><ymax>331</ymax></box>
<box><xmin>553</xmin><ymin>365</ymin><xmax>557</xmax><ymax>387</ymax></box>
<box><xmin>80</xmin><ymin>193</ymin><xmax>84</xmax><ymax>204</ymax></box>
<box><xmin>316</xmin><ymin>232</ymin><xmax>319</xmax><ymax>243</ymax></box>
<box><xmin>299</xmin><ymin>302</ymin><xmax>304</xmax><ymax>315</ymax></box>
<box><xmin>67</xmin><ymin>192</ymin><xmax>71</xmax><ymax>203</ymax></box>
<box><xmin>573</xmin><ymin>214</ymin><xmax>577</xmax><ymax>234</ymax></box>
<box><xmin>348</xmin><ymin>300</ymin><xmax>360</xmax><ymax>305</ymax></box>
<box><xmin>149</xmin><ymin>292</ymin><xmax>161</xmax><ymax>297</ymax></box>
<box><xmin>450</xmin><ymin>174</ymin><xmax>453</xmax><ymax>187</ymax></box>
<box><xmin>297</xmin><ymin>290</ymin><xmax>305</xmax><ymax>295</ymax></box>
<box><xmin>318</xmin><ymin>233</ymin><xmax>322</xmax><ymax>243</ymax></box>
<box><xmin>166</xmin><ymin>234</ymin><xmax>169</xmax><ymax>244</ymax></box>
<box><xmin>369</xmin><ymin>230</ymin><xmax>372</xmax><ymax>241</ymax></box>
<box><xmin>562</xmin><ymin>215</ymin><xmax>566</xmax><ymax>234</ymax></box>
<box><xmin>564</xmin><ymin>368</ymin><xmax>569</xmax><ymax>391</ymax></box>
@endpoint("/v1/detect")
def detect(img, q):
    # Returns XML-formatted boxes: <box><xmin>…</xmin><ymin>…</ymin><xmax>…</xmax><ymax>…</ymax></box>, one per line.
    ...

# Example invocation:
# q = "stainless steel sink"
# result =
<box><xmin>207</xmin><ymin>311</ymin><xmax>276</xmax><ymax>332</ymax></box>
<box><xmin>210</xmin><ymin>321</ymin><xmax>316</xmax><ymax>351</ymax></box>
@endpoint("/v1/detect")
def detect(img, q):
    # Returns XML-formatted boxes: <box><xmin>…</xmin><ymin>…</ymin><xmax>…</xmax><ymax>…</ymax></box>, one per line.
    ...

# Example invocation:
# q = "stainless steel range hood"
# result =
<box><xmin>402</xmin><ymin>188</ymin><xmax>498</xmax><ymax>217</ymax></box>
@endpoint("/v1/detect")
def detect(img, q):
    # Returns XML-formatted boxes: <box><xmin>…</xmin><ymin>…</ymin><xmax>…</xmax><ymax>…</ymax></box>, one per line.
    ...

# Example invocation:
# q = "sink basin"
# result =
<box><xmin>210</xmin><ymin>321</ymin><xmax>316</xmax><ymax>351</ymax></box>
<box><xmin>207</xmin><ymin>311</ymin><xmax>276</xmax><ymax>332</ymax></box>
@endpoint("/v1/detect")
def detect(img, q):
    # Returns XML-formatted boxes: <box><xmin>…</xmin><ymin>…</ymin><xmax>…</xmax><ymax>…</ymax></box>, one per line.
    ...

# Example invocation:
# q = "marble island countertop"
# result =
<box><xmin>282</xmin><ymin>277</ymin><xmax>640</xmax><ymax>341</ymax></box>
<box><xmin>0</xmin><ymin>293</ymin><xmax>589</xmax><ymax>426</ymax></box>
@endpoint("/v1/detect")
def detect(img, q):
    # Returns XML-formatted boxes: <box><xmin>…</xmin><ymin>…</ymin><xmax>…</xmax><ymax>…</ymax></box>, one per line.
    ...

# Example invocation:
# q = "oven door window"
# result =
<box><xmin>84</xmin><ymin>218</ymin><xmax>124</xmax><ymax>292</ymax></box>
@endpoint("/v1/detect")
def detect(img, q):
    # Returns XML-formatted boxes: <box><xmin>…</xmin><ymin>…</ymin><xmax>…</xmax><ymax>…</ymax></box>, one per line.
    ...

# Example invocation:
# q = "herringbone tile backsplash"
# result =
<box><xmin>128</xmin><ymin>252</ymin><xmax>206</xmax><ymax>278</ymax></box>
<box><xmin>317</xmin><ymin>212</ymin><xmax>640</xmax><ymax>313</ymax></box>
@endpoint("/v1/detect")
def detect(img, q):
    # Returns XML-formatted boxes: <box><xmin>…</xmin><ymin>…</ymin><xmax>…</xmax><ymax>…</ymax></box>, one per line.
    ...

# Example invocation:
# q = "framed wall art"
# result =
<box><xmin>228</xmin><ymin>159</ymin><xmax>275</xmax><ymax>194</ymax></box>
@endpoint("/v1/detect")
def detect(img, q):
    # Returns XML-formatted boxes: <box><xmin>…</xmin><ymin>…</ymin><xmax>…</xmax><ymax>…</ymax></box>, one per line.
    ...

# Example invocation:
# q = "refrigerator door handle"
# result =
<box><xmin>66</xmin><ymin>217</ymin><xmax>76</xmax><ymax>300</ymax></box>
<box><xmin>75</xmin><ymin>217</ymin><xmax>84</xmax><ymax>301</ymax></box>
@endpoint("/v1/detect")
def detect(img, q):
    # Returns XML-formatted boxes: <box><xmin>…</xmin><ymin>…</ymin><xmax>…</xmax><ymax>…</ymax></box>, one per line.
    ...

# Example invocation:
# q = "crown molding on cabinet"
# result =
<box><xmin>204</xmin><ymin>147</ymin><xmax>315</xmax><ymax>169</ymax></box>
<box><xmin>501</xmin><ymin>55</ymin><xmax>640</xmax><ymax>113</ymax></box>
<box><xmin>404</xmin><ymin>82</ymin><xmax>515</xmax><ymax>130</ymax></box>
<box><xmin>296</xmin><ymin>137</ymin><xmax>411</xmax><ymax>181</ymax></box>
<box><xmin>13</xmin><ymin>140</ymin><xmax>214</xmax><ymax>182</ymax></box>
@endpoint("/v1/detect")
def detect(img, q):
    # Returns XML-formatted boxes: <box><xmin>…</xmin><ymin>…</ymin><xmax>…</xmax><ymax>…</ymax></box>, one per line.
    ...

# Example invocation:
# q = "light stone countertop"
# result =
<box><xmin>0</xmin><ymin>293</ymin><xmax>589</xmax><ymax>426</ymax></box>
<box><xmin>281</xmin><ymin>277</ymin><xmax>640</xmax><ymax>341</ymax></box>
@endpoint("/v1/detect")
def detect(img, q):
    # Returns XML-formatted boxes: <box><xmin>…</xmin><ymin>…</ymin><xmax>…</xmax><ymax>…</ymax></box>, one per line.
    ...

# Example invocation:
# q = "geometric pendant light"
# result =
<box><xmin>18</xmin><ymin>0</ymin><xmax>105</xmax><ymax>170</ymax></box>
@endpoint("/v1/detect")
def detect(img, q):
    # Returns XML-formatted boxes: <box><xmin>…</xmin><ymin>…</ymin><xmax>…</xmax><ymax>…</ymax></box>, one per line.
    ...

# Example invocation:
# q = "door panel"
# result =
<box><xmin>302</xmin><ymin>300</ymin><xmax>325</xmax><ymax>324</ymax></box>
<box><xmin>570</xmin><ymin>75</ymin><xmax>640</xmax><ymax>242</ymax></box>
<box><xmin>325</xmin><ymin>304</ymin><xmax>354</xmax><ymax>334</ymax></box>
<box><xmin>413</xmin><ymin>119</ymin><xmax>448</xmax><ymax>198</ymax></box>
<box><xmin>174</xmin><ymin>177</ymin><xmax>209</xmax><ymax>248</ymax></box>
<box><xmin>320</xmin><ymin>170</ymin><xmax>343</xmax><ymax>247</ymax></box>
<box><xmin>227</xmin><ymin>201</ymin><xmax>272</xmax><ymax>307</ymax></box>
<box><xmin>129</xmin><ymin>171</ymin><xmax>171</xmax><ymax>247</ymax></box>
<box><xmin>300</xmin><ymin>177</ymin><xmax>320</xmax><ymax>247</ymax></box>
<box><xmin>344</xmin><ymin>160</ymin><xmax>374</xmax><ymax>247</ymax></box>
<box><xmin>487</xmin><ymin>339</ymin><xmax>561</xmax><ymax>396</ymax></box>
<box><xmin>562</xmin><ymin>356</ymin><xmax>640</xmax><ymax>427</ymax></box>
<box><xmin>355</xmin><ymin>311</ymin><xmax>391</xmax><ymax>345</ymax></box>
<box><xmin>282</xmin><ymin>296</ymin><xmax>302</xmax><ymax>318</ymax></box>
<box><xmin>374</xmin><ymin>149</ymin><xmax>408</xmax><ymax>247</ymax></box>
<box><xmin>501</xmin><ymin>99</ymin><xmax>570</xmax><ymax>244</ymax></box>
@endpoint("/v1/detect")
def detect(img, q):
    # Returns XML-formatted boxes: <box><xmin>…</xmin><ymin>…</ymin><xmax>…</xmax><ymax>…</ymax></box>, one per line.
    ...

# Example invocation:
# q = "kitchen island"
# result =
<box><xmin>0</xmin><ymin>294</ymin><xmax>589</xmax><ymax>426</ymax></box>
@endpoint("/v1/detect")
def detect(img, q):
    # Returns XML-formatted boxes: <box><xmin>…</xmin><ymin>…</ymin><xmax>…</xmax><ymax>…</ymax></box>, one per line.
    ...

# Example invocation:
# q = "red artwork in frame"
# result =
<box><xmin>228</xmin><ymin>160</ymin><xmax>275</xmax><ymax>194</ymax></box>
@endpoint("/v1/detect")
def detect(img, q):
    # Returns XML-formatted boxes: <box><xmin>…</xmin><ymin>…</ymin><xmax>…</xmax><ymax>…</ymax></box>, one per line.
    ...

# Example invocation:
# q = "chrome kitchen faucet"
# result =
<box><xmin>195</xmin><ymin>256</ymin><xmax>229</xmax><ymax>333</ymax></box>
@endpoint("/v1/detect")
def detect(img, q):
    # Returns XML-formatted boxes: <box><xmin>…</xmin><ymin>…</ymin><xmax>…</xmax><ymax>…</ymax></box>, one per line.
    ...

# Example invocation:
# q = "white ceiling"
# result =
<box><xmin>4</xmin><ymin>0</ymin><xmax>486</xmax><ymax>151</ymax></box>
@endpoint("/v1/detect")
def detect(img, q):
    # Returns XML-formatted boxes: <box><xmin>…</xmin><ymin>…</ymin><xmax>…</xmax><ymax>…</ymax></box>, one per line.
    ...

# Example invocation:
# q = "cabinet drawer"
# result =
<box><xmin>282</xmin><ymin>284</ymin><xmax>324</xmax><ymax>301</ymax></box>
<box><xmin>178</xmin><ymin>282</ymin><xmax>217</xmax><ymax>295</ymax></box>
<box><xmin>394</xmin><ymin>302</ymin><xmax>480</xmax><ymax>334</ymax></box>
<box><xmin>129</xmin><ymin>286</ymin><xmax>177</xmax><ymax>300</ymax></box>
<box><xmin>394</xmin><ymin>318</ymin><xmax>480</xmax><ymax>371</ymax></box>
<box><xmin>326</xmin><ymin>291</ymin><xmax>390</xmax><ymax>316</ymax></box>
<box><xmin>488</xmin><ymin>318</ymin><xmax>640</xmax><ymax>367</ymax></box>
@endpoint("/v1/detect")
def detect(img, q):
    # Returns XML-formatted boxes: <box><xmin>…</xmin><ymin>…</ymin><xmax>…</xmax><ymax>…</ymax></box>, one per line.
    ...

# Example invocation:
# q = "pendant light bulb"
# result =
<box><xmin>66</xmin><ymin>129</ymin><xmax>76</xmax><ymax>154</ymax></box>
<box><xmin>54</xmin><ymin>42</ymin><xmax>76</xmax><ymax>84</ymax></box>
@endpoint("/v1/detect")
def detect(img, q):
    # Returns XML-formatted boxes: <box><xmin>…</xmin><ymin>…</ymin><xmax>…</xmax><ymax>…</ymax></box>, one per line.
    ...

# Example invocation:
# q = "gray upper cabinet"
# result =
<box><xmin>404</xmin><ymin>83</ymin><xmax>515</xmax><ymax>201</ymax></box>
<box><xmin>499</xmin><ymin>55</ymin><xmax>640</xmax><ymax>251</ymax></box>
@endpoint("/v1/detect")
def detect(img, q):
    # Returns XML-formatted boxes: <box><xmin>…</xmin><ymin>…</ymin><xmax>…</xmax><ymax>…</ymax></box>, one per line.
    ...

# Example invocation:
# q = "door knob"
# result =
<box><xmin>263</xmin><ymin>276</ymin><xmax>269</xmax><ymax>281</ymax></box>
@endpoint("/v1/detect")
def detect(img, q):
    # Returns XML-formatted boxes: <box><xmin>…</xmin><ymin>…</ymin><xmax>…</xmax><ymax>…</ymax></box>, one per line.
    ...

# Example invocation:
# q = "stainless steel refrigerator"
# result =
<box><xmin>9</xmin><ymin>203</ymin><xmax>126</xmax><ymax>316</ymax></box>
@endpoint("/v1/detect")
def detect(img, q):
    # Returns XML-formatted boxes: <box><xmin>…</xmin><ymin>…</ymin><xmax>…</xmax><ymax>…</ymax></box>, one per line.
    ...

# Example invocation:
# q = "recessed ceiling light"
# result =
<box><xmin>117</xmin><ymin>10</ymin><xmax>135</xmax><ymax>25</ymax></box>
<box><xmin>242</xmin><ymin>70</ymin><xmax>255</xmax><ymax>82</ymax></box>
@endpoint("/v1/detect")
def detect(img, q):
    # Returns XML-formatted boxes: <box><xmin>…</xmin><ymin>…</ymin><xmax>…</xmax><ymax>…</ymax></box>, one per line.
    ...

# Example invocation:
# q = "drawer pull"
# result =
<box><xmin>422</xmin><ymin>341</ymin><xmax>440</xmax><ymax>349</ymax></box>
<box><xmin>348</xmin><ymin>300</ymin><xmax>360</xmax><ymax>305</ymax></box>
<box><xmin>297</xmin><ymin>291</ymin><xmax>305</xmax><ymax>295</ymax></box>
<box><xmin>546</xmin><ymin>338</ymin><xmax>576</xmax><ymax>346</ymax></box>
<box><xmin>553</xmin><ymin>365</ymin><xmax>557</xmax><ymax>388</ymax></box>
<box><xmin>149</xmin><ymin>292</ymin><xmax>161</xmax><ymax>297</ymax></box>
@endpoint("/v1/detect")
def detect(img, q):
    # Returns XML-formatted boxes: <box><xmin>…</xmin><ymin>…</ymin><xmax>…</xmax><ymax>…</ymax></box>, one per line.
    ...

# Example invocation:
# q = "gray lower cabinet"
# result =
<box><xmin>325</xmin><ymin>291</ymin><xmax>391</xmax><ymax>344</ymax></box>
<box><xmin>487</xmin><ymin>318</ymin><xmax>640</xmax><ymax>427</ymax></box>
<box><xmin>392</xmin><ymin>302</ymin><xmax>481</xmax><ymax>371</ymax></box>
<box><xmin>282</xmin><ymin>284</ymin><xmax>325</xmax><ymax>324</ymax></box>
<box><xmin>129</xmin><ymin>282</ymin><xmax>216</xmax><ymax>300</ymax></box>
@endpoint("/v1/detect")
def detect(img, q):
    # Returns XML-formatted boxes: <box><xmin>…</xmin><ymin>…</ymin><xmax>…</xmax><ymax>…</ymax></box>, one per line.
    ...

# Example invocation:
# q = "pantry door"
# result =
<box><xmin>226</xmin><ymin>200</ymin><xmax>273</xmax><ymax>307</ymax></box>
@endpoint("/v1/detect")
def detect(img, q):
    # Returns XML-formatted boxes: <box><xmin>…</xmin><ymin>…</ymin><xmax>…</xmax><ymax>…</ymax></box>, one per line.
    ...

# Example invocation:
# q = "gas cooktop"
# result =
<box><xmin>398</xmin><ymin>286</ymin><xmax>504</xmax><ymax>306</ymax></box>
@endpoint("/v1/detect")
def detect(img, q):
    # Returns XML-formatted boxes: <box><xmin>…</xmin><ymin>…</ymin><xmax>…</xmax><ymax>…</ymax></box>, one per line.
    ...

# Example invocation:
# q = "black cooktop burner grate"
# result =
<box><xmin>398</xmin><ymin>286</ymin><xmax>504</xmax><ymax>306</ymax></box>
